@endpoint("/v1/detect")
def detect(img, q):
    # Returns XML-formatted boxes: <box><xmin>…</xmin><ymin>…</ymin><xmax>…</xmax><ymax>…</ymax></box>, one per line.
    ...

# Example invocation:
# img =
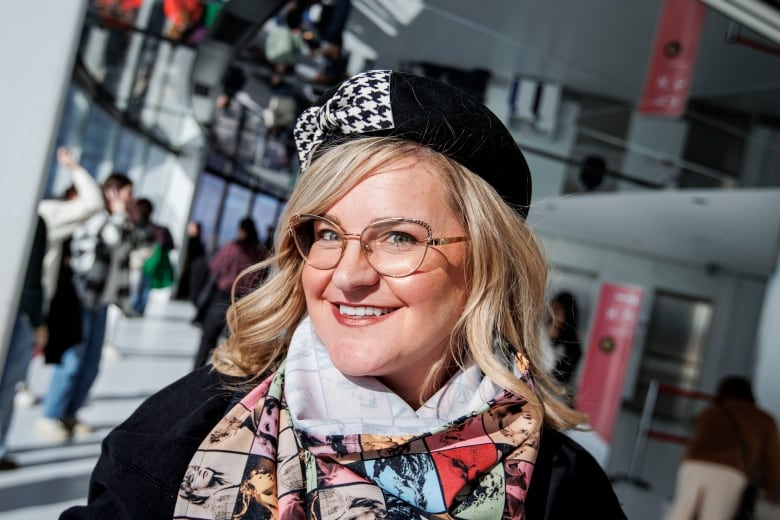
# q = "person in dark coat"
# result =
<box><xmin>192</xmin><ymin>217</ymin><xmax>265</xmax><ymax>369</ymax></box>
<box><xmin>545</xmin><ymin>291</ymin><xmax>583</xmax><ymax>395</ymax></box>
<box><xmin>60</xmin><ymin>367</ymin><xmax>626</xmax><ymax>519</ymax></box>
<box><xmin>0</xmin><ymin>216</ymin><xmax>47</xmax><ymax>470</ymax></box>
<box><xmin>174</xmin><ymin>220</ymin><xmax>206</xmax><ymax>302</ymax></box>
<box><xmin>61</xmin><ymin>70</ymin><xmax>625</xmax><ymax>519</ymax></box>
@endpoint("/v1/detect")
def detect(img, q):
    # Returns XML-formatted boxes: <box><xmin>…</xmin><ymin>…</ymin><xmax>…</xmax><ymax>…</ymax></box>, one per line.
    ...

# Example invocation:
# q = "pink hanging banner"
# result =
<box><xmin>637</xmin><ymin>0</ymin><xmax>707</xmax><ymax>117</ymax></box>
<box><xmin>577</xmin><ymin>282</ymin><xmax>644</xmax><ymax>442</ymax></box>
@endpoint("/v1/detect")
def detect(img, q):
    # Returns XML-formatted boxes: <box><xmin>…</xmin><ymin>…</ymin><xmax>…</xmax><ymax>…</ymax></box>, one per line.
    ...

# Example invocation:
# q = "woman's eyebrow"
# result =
<box><xmin>318</xmin><ymin>213</ymin><xmax>342</xmax><ymax>227</ymax></box>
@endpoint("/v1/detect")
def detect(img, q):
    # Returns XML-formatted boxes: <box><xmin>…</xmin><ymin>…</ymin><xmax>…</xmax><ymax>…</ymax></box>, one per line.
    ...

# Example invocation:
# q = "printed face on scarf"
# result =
<box><xmin>342</xmin><ymin>497</ymin><xmax>387</xmax><ymax>520</ymax></box>
<box><xmin>182</xmin><ymin>465</ymin><xmax>224</xmax><ymax>492</ymax></box>
<box><xmin>484</xmin><ymin>403</ymin><xmax>535</xmax><ymax>446</ymax></box>
<box><xmin>301</xmin><ymin>156</ymin><xmax>469</xmax><ymax>404</ymax></box>
<box><xmin>245</xmin><ymin>467</ymin><xmax>277</xmax><ymax>502</ymax></box>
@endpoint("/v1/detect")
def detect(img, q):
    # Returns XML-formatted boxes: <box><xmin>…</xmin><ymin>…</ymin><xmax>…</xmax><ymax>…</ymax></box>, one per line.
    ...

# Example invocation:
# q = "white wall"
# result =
<box><xmin>539</xmin><ymin>231</ymin><xmax>767</xmax><ymax>497</ymax></box>
<box><xmin>755</xmin><ymin>263</ymin><xmax>780</xmax><ymax>420</ymax></box>
<box><xmin>484</xmin><ymin>66</ymin><xmax>779</xmax><ymax>505</ymax></box>
<box><xmin>0</xmin><ymin>1</ymin><xmax>88</xmax><ymax>364</ymax></box>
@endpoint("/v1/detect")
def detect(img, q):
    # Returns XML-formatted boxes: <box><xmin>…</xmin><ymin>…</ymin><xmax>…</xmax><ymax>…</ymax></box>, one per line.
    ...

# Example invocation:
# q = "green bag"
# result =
<box><xmin>142</xmin><ymin>243</ymin><xmax>174</xmax><ymax>289</ymax></box>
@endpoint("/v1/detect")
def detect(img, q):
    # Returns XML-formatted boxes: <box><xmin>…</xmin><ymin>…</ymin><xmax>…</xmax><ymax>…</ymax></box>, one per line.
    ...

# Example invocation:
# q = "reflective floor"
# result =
<box><xmin>0</xmin><ymin>295</ymin><xmax>198</xmax><ymax>519</ymax></box>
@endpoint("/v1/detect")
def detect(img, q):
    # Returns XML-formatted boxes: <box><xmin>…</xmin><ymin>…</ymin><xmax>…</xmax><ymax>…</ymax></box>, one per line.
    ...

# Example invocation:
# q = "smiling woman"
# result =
<box><xmin>62</xmin><ymin>70</ymin><xmax>626</xmax><ymax>520</ymax></box>
<box><xmin>296</xmin><ymin>151</ymin><xmax>470</xmax><ymax>406</ymax></box>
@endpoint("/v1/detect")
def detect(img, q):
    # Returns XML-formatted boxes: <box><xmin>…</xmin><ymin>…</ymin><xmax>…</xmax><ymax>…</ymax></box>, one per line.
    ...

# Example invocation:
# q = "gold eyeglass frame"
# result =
<box><xmin>289</xmin><ymin>213</ymin><xmax>468</xmax><ymax>277</ymax></box>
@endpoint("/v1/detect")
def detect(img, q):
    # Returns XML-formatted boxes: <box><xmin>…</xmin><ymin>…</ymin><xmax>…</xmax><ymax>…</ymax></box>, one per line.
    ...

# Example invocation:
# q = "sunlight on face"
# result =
<box><xmin>301</xmin><ymin>155</ymin><xmax>468</xmax><ymax>404</ymax></box>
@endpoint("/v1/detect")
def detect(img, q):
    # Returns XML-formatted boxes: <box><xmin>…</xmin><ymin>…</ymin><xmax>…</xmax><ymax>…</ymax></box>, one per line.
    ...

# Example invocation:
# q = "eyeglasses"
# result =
<box><xmin>289</xmin><ymin>214</ymin><xmax>467</xmax><ymax>277</ymax></box>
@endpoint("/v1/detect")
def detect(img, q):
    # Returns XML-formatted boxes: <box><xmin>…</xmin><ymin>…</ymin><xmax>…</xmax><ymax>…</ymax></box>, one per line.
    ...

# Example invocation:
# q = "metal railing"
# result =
<box><xmin>615</xmin><ymin>379</ymin><xmax>713</xmax><ymax>487</ymax></box>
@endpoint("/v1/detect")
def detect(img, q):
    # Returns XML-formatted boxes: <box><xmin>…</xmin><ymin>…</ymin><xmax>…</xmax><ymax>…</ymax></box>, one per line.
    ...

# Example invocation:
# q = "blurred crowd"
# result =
<box><xmin>0</xmin><ymin>145</ymin><xmax>272</xmax><ymax>470</ymax></box>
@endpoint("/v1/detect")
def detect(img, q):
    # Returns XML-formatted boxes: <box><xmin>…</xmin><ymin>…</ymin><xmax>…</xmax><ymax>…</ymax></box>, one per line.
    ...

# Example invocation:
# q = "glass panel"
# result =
<box><xmin>46</xmin><ymin>87</ymin><xmax>90</xmax><ymax>198</ymax></box>
<box><xmin>79</xmin><ymin>1</ymin><xmax>201</xmax><ymax>151</ymax></box>
<box><xmin>114</xmin><ymin>127</ymin><xmax>141</xmax><ymax>174</ymax></box>
<box><xmin>190</xmin><ymin>173</ymin><xmax>226</xmax><ymax>254</ymax></box>
<box><xmin>217</xmin><ymin>184</ymin><xmax>253</xmax><ymax>249</ymax></box>
<box><xmin>127</xmin><ymin>1</ymin><xmax>168</xmax><ymax>112</ymax></box>
<box><xmin>251</xmin><ymin>193</ymin><xmax>283</xmax><ymax>252</ymax></box>
<box><xmin>81</xmin><ymin>104</ymin><xmax>119</xmax><ymax>179</ymax></box>
<box><xmin>137</xmin><ymin>144</ymin><xmax>169</xmax><ymax>200</ymax></box>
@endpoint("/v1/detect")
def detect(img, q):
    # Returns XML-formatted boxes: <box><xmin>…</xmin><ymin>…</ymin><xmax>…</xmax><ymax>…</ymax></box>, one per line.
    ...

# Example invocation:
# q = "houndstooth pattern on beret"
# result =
<box><xmin>293</xmin><ymin>70</ymin><xmax>394</xmax><ymax>172</ymax></box>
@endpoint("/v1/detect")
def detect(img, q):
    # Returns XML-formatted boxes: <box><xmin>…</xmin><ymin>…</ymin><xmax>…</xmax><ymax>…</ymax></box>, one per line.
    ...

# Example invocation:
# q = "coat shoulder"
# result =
<box><xmin>525</xmin><ymin>428</ymin><xmax>627</xmax><ymax>519</ymax></box>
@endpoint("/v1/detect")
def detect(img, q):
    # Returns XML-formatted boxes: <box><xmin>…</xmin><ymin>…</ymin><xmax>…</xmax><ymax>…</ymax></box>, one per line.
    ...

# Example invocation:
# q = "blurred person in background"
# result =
<box><xmin>128</xmin><ymin>198</ymin><xmax>175</xmax><ymax>317</ymax></box>
<box><xmin>262</xmin><ymin>224</ymin><xmax>276</xmax><ymax>254</ymax></box>
<box><xmin>3</xmin><ymin>146</ymin><xmax>105</xmax><ymax>436</ymax></box>
<box><xmin>192</xmin><ymin>217</ymin><xmax>266</xmax><ymax>369</ymax></box>
<box><xmin>174</xmin><ymin>220</ymin><xmax>206</xmax><ymax>302</ymax></box>
<box><xmin>91</xmin><ymin>0</ymin><xmax>143</xmax><ymax>93</ymax></box>
<box><xmin>294</xmin><ymin>0</ymin><xmax>351</xmax><ymax>91</ymax></box>
<box><xmin>36</xmin><ymin>170</ymin><xmax>136</xmax><ymax>441</ymax></box>
<box><xmin>163</xmin><ymin>0</ymin><xmax>204</xmax><ymax>42</ymax></box>
<box><xmin>544</xmin><ymin>291</ymin><xmax>582</xmax><ymax>401</ymax></box>
<box><xmin>128</xmin><ymin>198</ymin><xmax>157</xmax><ymax>317</ymax></box>
<box><xmin>14</xmin><ymin>148</ymin><xmax>105</xmax><ymax>407</ymax></box>
<box><xmin>144</xmin><ymin>222</ymin><xmax>175</xmax><ymax>294</ymax></box>
<box><xmin>38</xmin><ymin>148</ymin><xmax>104</xmax><ymax>319</ymax></box>
<box><xmin>0</xmin><ymin>217</ymin><xmax>47</xmax><ymax>470</ymax></box>
<box><xmin>665</xmin><ymin>375</ymin><xmax>780</xmax><ymax>520</ymax></box>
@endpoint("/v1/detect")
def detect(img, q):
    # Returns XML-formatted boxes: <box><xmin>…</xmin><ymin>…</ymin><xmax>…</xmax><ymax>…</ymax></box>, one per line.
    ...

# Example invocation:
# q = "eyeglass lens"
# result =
<box><xmin>292</xmin><ymin>215</ymin><xmax>431</xmax><ymax>277</ymax></box>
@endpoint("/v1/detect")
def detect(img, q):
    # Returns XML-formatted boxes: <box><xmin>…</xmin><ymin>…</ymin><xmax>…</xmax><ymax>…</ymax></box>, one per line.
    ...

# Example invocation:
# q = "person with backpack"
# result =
<box><xmin>36</xmin><ymin>169</ymin><xmax>135</xmax><ymax>441</ymax></box>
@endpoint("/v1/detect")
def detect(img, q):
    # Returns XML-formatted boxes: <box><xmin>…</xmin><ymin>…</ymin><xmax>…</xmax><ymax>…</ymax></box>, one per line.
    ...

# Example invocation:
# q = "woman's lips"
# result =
<box><xmin>330</xmin><ymin>303</ymin><xmax>397</xmax><ymax>325</ymax></box>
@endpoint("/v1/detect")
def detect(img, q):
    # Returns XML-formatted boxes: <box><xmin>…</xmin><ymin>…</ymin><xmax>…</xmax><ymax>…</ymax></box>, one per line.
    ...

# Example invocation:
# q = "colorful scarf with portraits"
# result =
<box><xmin>174</xmin><ymin>320</ymin><xmax>542</xmax><ymax>519</ymax></box>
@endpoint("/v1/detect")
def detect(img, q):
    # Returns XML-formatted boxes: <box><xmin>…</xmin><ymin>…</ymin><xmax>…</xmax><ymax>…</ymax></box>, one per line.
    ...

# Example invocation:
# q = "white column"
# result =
<box><xmin>0</xmin><ymin>2</ymin><xmax>88</xmax><ymax>363</ymax></box>
<box><xmin>755</xmin><ymin>262</ymin><xmax>780</xmax><ymax>419</ymax></box>
<box><xmin>620</xmin><ymin>114</ymin><xmax>689</xmax><ymax>189</ymax></box>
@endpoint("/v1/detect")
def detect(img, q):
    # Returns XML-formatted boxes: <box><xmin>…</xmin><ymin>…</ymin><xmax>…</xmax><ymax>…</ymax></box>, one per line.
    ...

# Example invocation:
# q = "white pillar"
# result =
<box><xmin>0</xmin><ymin>2</ymin><xmax>88</xmax><ymax>363</ymax></box>
<box><xmin>755</xmin><ymin>262</ymin><xmax>780</xmax><ymax>419</ymax></box>
<box><xmin>620</xmin><ymin>114</ymin><xmax>689</xmax><ymax>189</ymax></box>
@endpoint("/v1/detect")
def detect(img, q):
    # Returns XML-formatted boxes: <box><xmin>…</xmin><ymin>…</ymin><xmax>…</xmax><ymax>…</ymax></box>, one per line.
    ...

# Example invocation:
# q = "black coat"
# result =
<box><xmin>60</xmin><ymin>367</ymin><xmax>627</xmax><ymax>519</ymax></box>
<box><xmin>45</xmin><ymin>238</ymin><xmax>82</xmax><ymax>364</ymax></box>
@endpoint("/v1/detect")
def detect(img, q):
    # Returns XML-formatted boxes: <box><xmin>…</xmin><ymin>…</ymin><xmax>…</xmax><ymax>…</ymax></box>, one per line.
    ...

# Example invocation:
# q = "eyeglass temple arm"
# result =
<box><xmin>429</xmin><ymin>237</ymin><xmax>468</xmax><ymax>246</ymax></box>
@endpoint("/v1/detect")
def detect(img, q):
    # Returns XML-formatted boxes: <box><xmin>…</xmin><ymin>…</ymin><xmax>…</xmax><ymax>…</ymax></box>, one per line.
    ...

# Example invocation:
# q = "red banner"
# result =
<box><xmin>577</xmin><ymin>282</ymin><xmax>644</xmax><ymax>441</ymax></box>
<box><xmin>637</xmin><ymin>0</ymin><xmax>707</xmax><ymax>117</ymax></box>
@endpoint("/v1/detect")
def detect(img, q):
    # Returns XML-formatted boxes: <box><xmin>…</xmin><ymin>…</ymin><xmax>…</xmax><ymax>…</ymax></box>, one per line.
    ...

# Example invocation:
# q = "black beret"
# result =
<box><xmin>293</xmin><ymin>70</ymin><xmax>532</xmax><ymax>218</ymax></box>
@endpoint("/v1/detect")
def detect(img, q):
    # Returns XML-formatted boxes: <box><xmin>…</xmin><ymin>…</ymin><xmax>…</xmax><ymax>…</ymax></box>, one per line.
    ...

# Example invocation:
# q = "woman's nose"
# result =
<box><xmin>331</xmin><ymin>238</ymin><xmax>380</xmax><ymax>289</ymax></box>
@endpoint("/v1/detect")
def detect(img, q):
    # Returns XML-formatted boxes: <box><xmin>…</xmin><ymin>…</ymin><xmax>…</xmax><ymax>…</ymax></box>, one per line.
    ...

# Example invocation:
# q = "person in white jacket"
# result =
<box><xmin>36</xmin><ymin>160</ymin><xmax>135</xmax><ymax>441</ymax></box>
<box><xmin>37</xmin><ymin>147</ymin><xmax>104</xmax><ymax>310</ymax></box>
<box><xmin>5</xmin><ymin>148</ymin><xmax>104</xmax><ymax>448</ymax></box>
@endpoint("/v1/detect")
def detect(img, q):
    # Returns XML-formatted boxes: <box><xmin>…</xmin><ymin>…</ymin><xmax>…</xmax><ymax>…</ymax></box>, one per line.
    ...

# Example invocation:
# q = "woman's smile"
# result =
<box><xmin>336</xmin><ymin>303</ymin><xmax>396</xmax><ymax>317</ymax></box>
<box><xmin>302</xmin><ymin>156</ymin><xmax>468</xmax><ymax>404</ymax></box>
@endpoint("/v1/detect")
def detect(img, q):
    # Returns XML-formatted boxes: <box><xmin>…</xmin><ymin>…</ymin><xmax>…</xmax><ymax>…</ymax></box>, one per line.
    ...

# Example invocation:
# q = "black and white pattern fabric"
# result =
<box><xmin>70</xmin><ymin>211</ymin><xmax>134</xmax><ymax>312</ymax></box>
<box><xmin>293</xmin><ymin>70</ymin><xmax>394</xmax><ymax>172</ymax></box>
<box><xmin>292</xmin><ymin>68</ymin><xmax>534</xmax><ymax>219</ymax></box>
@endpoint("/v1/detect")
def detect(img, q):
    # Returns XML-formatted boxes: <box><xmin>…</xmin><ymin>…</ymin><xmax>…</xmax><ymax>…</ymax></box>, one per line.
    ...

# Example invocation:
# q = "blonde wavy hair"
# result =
<box><xmin>212</xmin><ymin>137</ymin><xmax>586</xmax><ymax>430</ymax></box>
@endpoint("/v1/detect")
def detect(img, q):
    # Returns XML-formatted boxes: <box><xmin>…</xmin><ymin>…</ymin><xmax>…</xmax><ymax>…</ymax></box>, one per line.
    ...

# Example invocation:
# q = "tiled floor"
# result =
<box><xmin>0</xmin><ymin>294</ymin><xmax>200</xmax><ymax>519</ymax></box>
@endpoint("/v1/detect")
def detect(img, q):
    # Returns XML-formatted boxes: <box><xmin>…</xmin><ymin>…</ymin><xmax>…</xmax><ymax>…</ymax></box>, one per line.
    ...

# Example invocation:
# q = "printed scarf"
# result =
<box><xmin>174</xmin><ymin>320</ymin><xmax>542</xmax><ymax>519</ymax></box>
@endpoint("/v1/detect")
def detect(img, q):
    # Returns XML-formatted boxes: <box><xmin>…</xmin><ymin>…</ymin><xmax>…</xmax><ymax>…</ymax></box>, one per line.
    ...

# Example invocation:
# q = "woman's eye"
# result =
<box><xmin>315</xmin><ymin>229</ymin><xmax>341</xmax><ymax>242</ymax></box>
<box><xmin>385</xmin><ymin>231</ymin><xmax>416</xmax><ymax>246</ymax></box>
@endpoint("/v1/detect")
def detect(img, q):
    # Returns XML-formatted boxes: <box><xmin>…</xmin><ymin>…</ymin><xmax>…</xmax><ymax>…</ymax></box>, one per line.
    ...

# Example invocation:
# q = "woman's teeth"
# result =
<box><xmin>339</xmin><ymin>304</ymin><xmax>392</xmax><ymax>317</ymax></box>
